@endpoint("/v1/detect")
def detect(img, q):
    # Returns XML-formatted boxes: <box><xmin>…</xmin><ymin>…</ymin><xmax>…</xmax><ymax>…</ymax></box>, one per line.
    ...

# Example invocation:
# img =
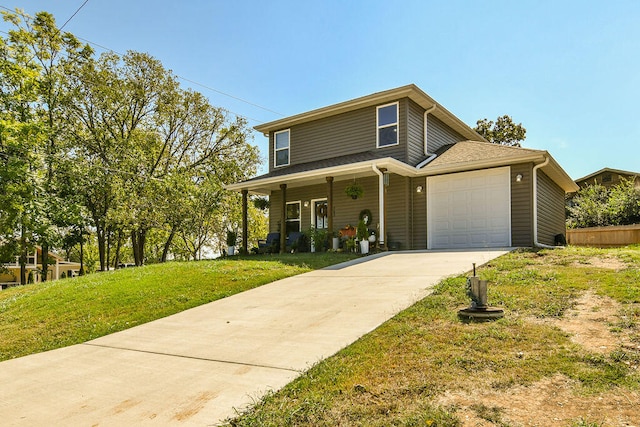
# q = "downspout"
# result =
<box><xmin>423</xmin><ymin>104</ymin><xmax>437</xmax><ymax>156</ymax></box>
<box><xmin>532</xmin><ymin>156</ymin><xmax>559</xmax><ymax>249</ymax></box>
<box><xmin>372</xmin><ymin>165</ymin><xmax>385</xmax><ymax>247</ymax></box>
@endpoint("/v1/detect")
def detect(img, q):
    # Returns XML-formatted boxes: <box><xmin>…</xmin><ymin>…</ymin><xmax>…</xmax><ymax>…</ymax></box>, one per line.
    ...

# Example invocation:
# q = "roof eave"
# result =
<box><xmin>254</xmin><ymin>84</ymin><xmax>487</xmax><ymax>143</ymax></box>
<box><xmin>575</xmin><ymin>167</ymin><xmax>640</xmax><ymax>183</ymax></box>
<box><xmin>418</xmin><ymin>153</ymin><xmax>545</xmax><ymax>177</ymax></box>
<box><xmin>225</xmin><ymin>157</ymin><xmax>416</xmax><ymax>194</ymax></box>
<box><xmin>544</xmin><ymin>154</ymin><xmax>580</xmax><ymax>192</ymax></box>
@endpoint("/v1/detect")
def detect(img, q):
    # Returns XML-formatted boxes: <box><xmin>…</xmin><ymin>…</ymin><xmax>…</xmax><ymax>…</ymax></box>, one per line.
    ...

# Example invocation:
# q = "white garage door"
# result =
<box><xmin>427</xmin><ymin>167</ymin><xmax>511</xmax><ymax>249</ymax></box>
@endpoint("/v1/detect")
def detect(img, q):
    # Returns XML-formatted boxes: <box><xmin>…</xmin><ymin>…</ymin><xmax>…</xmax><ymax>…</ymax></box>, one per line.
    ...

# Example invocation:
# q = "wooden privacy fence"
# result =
<box><xmin>567</xmin><ymin>224</ymin><xmax>640</xmax><ymax>247</ymax></box>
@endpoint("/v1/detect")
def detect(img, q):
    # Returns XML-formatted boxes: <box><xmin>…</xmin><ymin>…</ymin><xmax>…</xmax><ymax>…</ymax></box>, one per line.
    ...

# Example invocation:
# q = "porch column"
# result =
<box><xmin>326</xmin><ymin>176</ymin><xmax>334</xmax><ymax>237</ymax></box>
<box><xmin>241</xmin><ymin>189</ymin><xmax>248</xmax><ymax>255</ymax></box>
<box><xmin>280</xmin><ymin>183</ymin><xmax>287</xmax><ymax>253</ymax></box>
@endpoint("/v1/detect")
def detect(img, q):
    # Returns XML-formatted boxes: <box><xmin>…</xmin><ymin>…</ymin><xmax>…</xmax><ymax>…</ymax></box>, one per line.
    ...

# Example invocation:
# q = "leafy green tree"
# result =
<box><xmin>567</xmin><ymin>184</ymin><xmax>611</xmax><ymax>228</ymax></box>
<box><xmin>474</xmin><ymin>115</ymin><xmax>526</xmax><ymax>147</ymax></box>
<box><xmin>608</xmin><ymin>178</ymin><xmax>640</xmax><ymax>225</ymax></box>
<box><xmin>1</xmin><ymin>10</ymin><xmax>92</xmax><ymax>281</ymax></box>
<box><xmin>0</xmin><ymin>11</ymin><xmax>46</xmax><ymax>284</ymax></box>
<box><xmin>567</xmin><ymin>178</ymin><xmax>640</xmax><ymax>228</ymax></box>
<box><xmin>66</xmin><ymin>50</ymin><xmax>260</xmax><ymax>267</ymax></box>
<box><xmin>2</xmin><ymin>9</ymin><xmax>261</xmax><ymax>272</ymax></box>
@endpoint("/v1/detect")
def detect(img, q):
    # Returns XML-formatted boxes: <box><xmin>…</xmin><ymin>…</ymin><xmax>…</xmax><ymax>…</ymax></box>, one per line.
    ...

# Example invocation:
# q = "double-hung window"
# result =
<box><xmin>274</xmin><ymin>129</ymin><xmax>290</xmax><ymax>167</ymax></box>
<box><xmin>285</xmin><ymin>201</ymin><xmax>301</xmax><ymax>234</ymax></box>
<box><xmin>376</xmin><ymin>102</ymin><xmax>398</xmax><ymax>147</ymax></box>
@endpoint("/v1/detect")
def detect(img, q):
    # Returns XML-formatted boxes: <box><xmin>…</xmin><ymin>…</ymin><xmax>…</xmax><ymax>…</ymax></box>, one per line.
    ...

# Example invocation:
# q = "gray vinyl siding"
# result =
<box><xmin>411</xmin><ymin>176</ymin><xmax>427</xmax><ymax>249</ymax></box>
<box><xmin>427</xmin><ymin>115</ymin><xmax>466</xmax><ymax>154</ymax></box>
<box><xmin>407</xmin><ymin>99</ymin><xmax>425</xmax><ymax>166</ymax></box>
<box><xmin>333</xmin><ymin>177</ymin><xmax>380</xmax><ymax>231</ymax></box>
<box><xmin>511</xmin><ymin>163</ymin><xmax>534</xmax><ymax>246</ymax></box>
<box><xmin>269</xmin><ymin>177</ymin><xmax>380</xmax><ymax>234</ymax></box>
<box><xmin>537</xmin><ymin>170</ymin><xmax>566</xmax><ymax>245</ymax></box>
<box><xmin>268</xmin><ymin>100</ymin><xmax>409</xmax><ymax>172</ymax></box>
<box><xmin>385</xmin><ymin>174</ymin><xmax>411</xmax><ymax>250</ymax></box>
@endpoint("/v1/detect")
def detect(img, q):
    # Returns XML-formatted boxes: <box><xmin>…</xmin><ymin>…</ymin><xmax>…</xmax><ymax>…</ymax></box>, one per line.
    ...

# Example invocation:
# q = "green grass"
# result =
<box><xmin>0</xmin><ymin>252</ymin><xmax>359</xmax><ymax>361</ymax></box>
<box><xmin>225</xmin><ymin>246</ymin><xmax>640</xmax><ymax>426</ymax></box>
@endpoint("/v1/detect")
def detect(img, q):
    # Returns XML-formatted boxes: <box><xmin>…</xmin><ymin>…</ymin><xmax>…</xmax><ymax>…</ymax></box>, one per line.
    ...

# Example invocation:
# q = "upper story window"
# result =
<box><xmin>377</xmin><ymin>102</ymin><xmax>398</xmax><ymax>148</ymax></box>
<box><xmin>274</xmin><ymin>129</ymin><xmax>290</xmax><ymax>167</ymax></box>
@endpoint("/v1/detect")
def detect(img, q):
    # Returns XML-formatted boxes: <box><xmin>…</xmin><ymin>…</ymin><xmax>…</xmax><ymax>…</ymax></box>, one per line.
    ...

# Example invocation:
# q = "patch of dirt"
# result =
<box><xmin>437</xmin><ymin>374</ymin><xmax>640</xmax><ymax>426</ymax></box>
<box><xmin>533</xmin><ymin>290</ymin><xmax>632</xmax><ymax>354</ymax></box>
<box><xmin>437</xmin><ymin>291</ymin><xmax>640</xmax><ymax>426</ymax></box>
<box><xmin>573</xmin><ymin>256</ymin><xmax>628</xmax><ymax>271</ymax></box>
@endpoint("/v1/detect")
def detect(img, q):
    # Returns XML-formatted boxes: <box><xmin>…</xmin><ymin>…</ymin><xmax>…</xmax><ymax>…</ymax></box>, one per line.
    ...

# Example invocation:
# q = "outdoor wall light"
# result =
<box><xmin>516</xmin><ymin>174</ymin><xmax>523</xmax><ymax>182</ymax></box>
<box><xmin>416</xmin><ymin>185</ymin><xmax>424</xmax><ymax>193</ymax></box>
<box><xmin>303</xmin><ymin>201</ymin><xmax>310</xmax><ymax>207</ymax></box>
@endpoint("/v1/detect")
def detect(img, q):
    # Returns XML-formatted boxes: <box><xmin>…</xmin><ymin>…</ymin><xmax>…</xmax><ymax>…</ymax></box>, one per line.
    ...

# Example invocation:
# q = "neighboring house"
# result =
<box><xmin>227</xmin><ymin>84</ymin><xmax>578</xmax><ymax>251</ymax></box>
<box><xmin>574</xmin><ymin>167</ymin><xmax>640</xmax><ymax>190</ymax></box>
<box><xmin>1</xmin><ymin>246</ymin><xmax>81</xmax><ymax>286</ymax></box>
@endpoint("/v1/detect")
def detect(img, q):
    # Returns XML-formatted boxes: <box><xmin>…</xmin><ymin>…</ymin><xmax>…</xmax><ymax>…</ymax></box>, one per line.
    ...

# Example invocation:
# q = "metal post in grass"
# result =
<box><xmin>458</xmin><ymin>263</ymin><xmax>504</xmax><ymax>321</ymax></box>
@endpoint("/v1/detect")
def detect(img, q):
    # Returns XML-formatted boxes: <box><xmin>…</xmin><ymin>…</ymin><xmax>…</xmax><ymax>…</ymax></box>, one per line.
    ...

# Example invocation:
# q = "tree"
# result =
<box><xmin>2</xmin><ymin>9</ymin><xmax>262</xmax><ymax>272</ymax></box>
<box><xmin>474</xmin><ymin>115</ymin><xmax>526</xmax><ymax>147</ymax></box>
<box><xmin>567</xmin><ymin>178</ymin><xmax>640</xmax><ymax>228</ymax></box>
<box><xmin>1</xmin><ymin>9</ymin><xmax>93</xmax><ymax>281</ymax></box>
<box><xmin>66</xmin><ymin>50</ymin><xmax>260</xmax><ymax>267</ymax></box>
<box><xmin>0</xmin><ymin>11</ymin><xmax>46</xmax><ymax>284</ymax></box>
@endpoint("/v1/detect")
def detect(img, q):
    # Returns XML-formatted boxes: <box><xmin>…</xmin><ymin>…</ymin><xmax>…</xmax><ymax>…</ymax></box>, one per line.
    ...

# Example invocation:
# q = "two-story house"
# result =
<box><xmin>228</xmin><ymin>84</ymin><xmax>578</xmax><ymax>252</ymax></box>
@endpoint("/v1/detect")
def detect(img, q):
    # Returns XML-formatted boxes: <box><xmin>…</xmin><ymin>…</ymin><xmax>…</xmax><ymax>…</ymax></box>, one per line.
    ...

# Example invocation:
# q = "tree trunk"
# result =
<box><xmin>131</xmin><ymin>231</ymin><xmax>139</xmax><ymax>266</ymax></box>
<box><xmin>114</xmin><ymin>230</ymin><xmax>122</xmax><ymax>269</ymax></box>
<box><xmin>41</xmin><ymin>241</ymin><xmax>49</xmax><ymax>282</ymax></box>
<box><xmin>106</xmin><ymin>228</ymin><xmax>111</xmax><ymax>271</ymax></box>
<box><xmin>137</xmin><ymin>229</ymin><xmax>146</xmax><ymax>266</ymax></box>
<box><xmin>131</xmin><ymin>229</ymin><xmax>147</xmax><ymax>266</ymax></box>
<box><xmin>161</xmin><ymin>225</ymin><xmax>178</xmax><ymax>263</ymax></box>
<box><xmin>96</xmin><ymin>226</ymin><xmax>106</xmax><ymax>271</ymax></box>
<box><xmin>79</xmin><ymin>232</ymin><xmax>84</xmax><ymax>275</ymax></box>
<box><xmin>19</xmin><ymin>235</ymin><xmax>27</xmax><ymax>286</ymax></box>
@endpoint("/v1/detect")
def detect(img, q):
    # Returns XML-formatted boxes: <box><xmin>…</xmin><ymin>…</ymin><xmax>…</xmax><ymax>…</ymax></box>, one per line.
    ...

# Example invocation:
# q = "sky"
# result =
<box><xmin>2</xmin><ymin>0</ymin><xmax>639</xmax><ymax>180</ymax></box>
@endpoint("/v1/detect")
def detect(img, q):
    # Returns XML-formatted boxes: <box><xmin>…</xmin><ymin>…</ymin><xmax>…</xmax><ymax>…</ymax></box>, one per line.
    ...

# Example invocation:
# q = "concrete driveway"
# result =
<box><xmin>0</xmin><ymin>249</ymin><xmax>509</xmax><ymax>426</ymax></box>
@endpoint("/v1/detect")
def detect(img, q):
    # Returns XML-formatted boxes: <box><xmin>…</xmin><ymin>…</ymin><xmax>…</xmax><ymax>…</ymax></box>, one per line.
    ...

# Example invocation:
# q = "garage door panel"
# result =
<box><xmin>469</xmin><ymin>218</ymin><xmax>488</xmax><ymax>228</ymax></box>
<box><xmin>428</xmin><ymin>167</ymin><xmax>511</xmax><ymax>249</ymax></box>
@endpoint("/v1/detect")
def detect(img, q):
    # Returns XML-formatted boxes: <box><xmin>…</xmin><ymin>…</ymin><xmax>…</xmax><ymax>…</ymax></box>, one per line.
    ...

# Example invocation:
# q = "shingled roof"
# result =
<box><xmin>425</xmin><ymin>140</ymin><xmax>543</xmax><ymax>169</ymax></box>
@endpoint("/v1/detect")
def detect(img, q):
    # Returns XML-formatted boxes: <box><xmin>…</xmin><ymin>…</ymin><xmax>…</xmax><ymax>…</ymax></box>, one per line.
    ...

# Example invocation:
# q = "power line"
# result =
<box><xmin>59</xmin><ymin>0</ymin><xmax>90</xmax><ymax>31</ymax></box>
<box><xmin>0</xmin><ymin>4</ymin><xmax>284</xmax><ymax>123</ymax></box>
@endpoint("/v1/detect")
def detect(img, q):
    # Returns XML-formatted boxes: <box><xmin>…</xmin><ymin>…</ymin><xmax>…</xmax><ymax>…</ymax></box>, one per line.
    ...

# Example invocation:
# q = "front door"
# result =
<box><xmin>312</xmin><ymin>199</ymin><xmax>328</xmax><ymax>229</ymax></box>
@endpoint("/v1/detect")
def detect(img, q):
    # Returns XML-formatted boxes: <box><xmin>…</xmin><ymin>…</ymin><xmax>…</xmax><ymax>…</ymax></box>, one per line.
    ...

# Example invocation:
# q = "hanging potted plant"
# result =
<box><xmin>226</xmin><ymin>230</ymin><xmax>237</xmax><ymax>256</ymax></box>
<box><xmin>357</xmin><ymin>219</ymin><xmax>369</xmax><ymax>254</ymax></box>
<box><xmin>345</xmin><ymin>182</ymin><xmax>364</xmax><ymax>199</ymax></box>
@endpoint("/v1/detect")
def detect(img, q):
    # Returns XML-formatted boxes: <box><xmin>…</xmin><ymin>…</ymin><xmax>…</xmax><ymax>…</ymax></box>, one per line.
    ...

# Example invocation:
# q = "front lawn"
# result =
<box><xmin>0</xmin><ymin>252</ymin><xmax>359</xmax><ymax>361</ymax></box>
<box><xmin>225</xmin><ymin>246</ymin><xmax>640</xmax><ymax>427</ymax></box>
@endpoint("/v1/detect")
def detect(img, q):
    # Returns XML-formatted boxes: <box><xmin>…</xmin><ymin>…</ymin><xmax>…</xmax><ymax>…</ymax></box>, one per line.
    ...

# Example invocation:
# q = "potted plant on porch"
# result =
<box><xmin>345</xmin><ymin>182</ymin><xmax>364</xmax><ymax>199</ymax></box>
<box><xmin>226</xmin><ymin>230</ymin><xmax>237</xmax><ymax>256</ymax></box>
<box><xmin>357</xmin><ymin>219</ymin><xmax>369</xmax><ymax>254</ymax></box>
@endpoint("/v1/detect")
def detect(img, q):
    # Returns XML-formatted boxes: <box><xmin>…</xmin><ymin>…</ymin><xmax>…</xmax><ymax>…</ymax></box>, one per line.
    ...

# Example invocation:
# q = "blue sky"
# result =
<box><xmin>2</xmin><ymin>0</ymin><xmax>639</xmax><ymax>179</ymax></box>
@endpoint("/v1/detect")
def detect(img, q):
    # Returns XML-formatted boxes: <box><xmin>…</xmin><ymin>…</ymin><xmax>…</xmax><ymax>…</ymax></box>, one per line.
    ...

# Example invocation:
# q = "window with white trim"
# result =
<box><xmin>377</xmin><ymin>102</ymin><xmax>398</xmax><ymax>147</ymax></box>
<box><xmin>274</xmin><ymin>129</ymin><xmax>290</xmax><ymax>167</ymax></box>
<box><xmin>285</xmin><ymin>201</ymin><xmax>301</xmax><ymax>234</ymax></box>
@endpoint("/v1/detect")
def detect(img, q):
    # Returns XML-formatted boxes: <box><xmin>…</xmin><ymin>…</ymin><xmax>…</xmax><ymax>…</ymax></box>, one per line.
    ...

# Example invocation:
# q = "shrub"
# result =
<box><xmin>568</xmin><ymin>178</ymin><xmax>640</xmax><ymax>228</ymax></box>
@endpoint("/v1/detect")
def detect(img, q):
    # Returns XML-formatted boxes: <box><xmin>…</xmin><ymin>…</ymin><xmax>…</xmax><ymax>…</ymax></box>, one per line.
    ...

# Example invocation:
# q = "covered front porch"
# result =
<box><xmin>228</xmin><ymin>157</ymin><xmax>420</xmax><ymax>253</ymax></box>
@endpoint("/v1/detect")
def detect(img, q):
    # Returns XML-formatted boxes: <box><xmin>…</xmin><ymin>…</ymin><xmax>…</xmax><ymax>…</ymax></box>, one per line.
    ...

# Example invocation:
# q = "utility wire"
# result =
<box><xmin>0</xmin><ymin>4</ymin><xmax>284</xmax><ymax>123</ymax></box>
<box><xmin>59</xmin><ymin>0</ymin><xmax>90</xmax><ymax>31</ymax></box>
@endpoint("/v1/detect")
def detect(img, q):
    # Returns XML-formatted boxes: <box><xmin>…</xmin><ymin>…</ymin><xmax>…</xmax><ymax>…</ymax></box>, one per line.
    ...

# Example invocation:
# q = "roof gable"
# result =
<box><xmin>575</xmin><ymin>167</ymin><xmax>640</xmax><ymax>184</ymax></box>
